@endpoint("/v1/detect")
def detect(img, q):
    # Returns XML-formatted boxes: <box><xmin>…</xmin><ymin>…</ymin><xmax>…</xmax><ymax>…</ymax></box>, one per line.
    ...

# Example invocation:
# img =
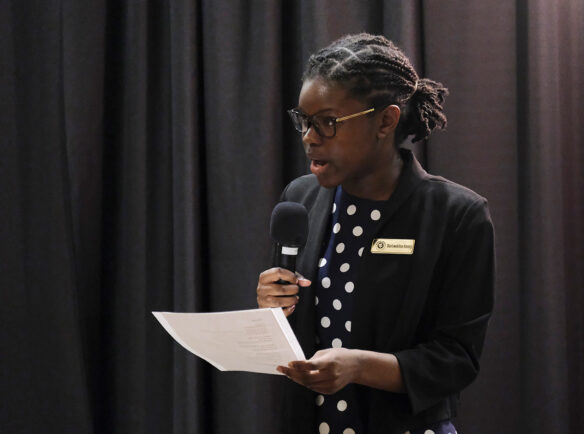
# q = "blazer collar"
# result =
<box><xmin>375</xmin><ymin>148</ymin><xmax>427</xmax><ymax>225</ymax></box>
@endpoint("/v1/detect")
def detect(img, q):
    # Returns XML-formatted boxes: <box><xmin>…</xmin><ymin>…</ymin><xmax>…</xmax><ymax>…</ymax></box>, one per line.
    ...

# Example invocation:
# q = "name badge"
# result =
<box><xmin>371</xmin><ymin>238</ymin><xmax>415</xmax><ymax>255</ymax></box>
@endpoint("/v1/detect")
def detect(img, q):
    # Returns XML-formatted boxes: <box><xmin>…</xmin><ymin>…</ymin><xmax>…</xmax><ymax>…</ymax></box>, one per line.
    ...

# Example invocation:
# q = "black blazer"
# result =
<box><xmin>276</xmin><ymin>149</ymin><xmax>495</xmax><ymax>433</ymax></box>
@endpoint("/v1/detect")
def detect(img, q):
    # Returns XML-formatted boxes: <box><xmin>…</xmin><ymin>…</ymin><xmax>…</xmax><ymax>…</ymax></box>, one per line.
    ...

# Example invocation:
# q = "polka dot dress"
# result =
<box><xmin>406</xmin><ymin>420</ymin><xmax>458</xmax><ymax>434</ymax></box>
<box><xmin>314</xmin><ymin>187</ymin><xmax>457</xmax><ymax>434</ymax></box>
<box><xmin>315</xmin><ymin>187</ymin><xmax>383</xmax><ymax>433</ymax></box>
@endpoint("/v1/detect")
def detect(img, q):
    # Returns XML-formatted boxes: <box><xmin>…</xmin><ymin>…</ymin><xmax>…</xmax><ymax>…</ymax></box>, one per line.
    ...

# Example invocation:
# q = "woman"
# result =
<box><xmin>257</xmin><ymin>33</ymin><xmax>494</xmax><ymax>434</ymax></box>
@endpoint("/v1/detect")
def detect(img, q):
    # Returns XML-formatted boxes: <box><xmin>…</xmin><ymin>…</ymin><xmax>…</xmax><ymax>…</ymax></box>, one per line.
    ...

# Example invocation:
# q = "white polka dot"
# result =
<box><xmin>321</xmin><ymin>317</ymin><xmax>331</xmax><ymax>328</ymax></box>
<box><xmin>318</xmin><ymin>257</ymin><xmax>327</xmax><ymax>267</ymax></box>
<box><xmin>316</xmin><ymin>394</ymin><xmax>324</xmax><ymax>406</ymax></box>
<box><xmin>337</xmin><ymin>399</ymin><xmax>348</xmax><ymax>411</ymax></box>
<box><xmin>340</xmin><ymin>263</ymin><xmax>350</xmax><ymax>273</ymax></box>
<box><xmin>333</xmin><ymin>299</ymin><xmax>342</xmax><ymax>310</ymax></box>
<box><xmin>424</xmin><ymin>430</ymin><xmax>436</xmax><ymax>434</ymax></box>
<box><xmin>352</xmin><ymin>226</ymin><xmax>363</xmax><ymax>236</ymax></box>
<box><xmin>315</xmin><ymin>296</ymin><xmax>319</xmax><ymax>305</ymax></box>
<box><xmin>333</xmin><ymin>223</ymin><xmax>341</xmax><ymax>233</ymax></box>
<box><xmin>332</xmin><ymin>203</ymin><xmax>336</xmax><ymax>214</ymax></box>
<box><xmin>336</xmin><ymin>242</ymin><xmax>345</xmax><ymax>253</ymax></box>
<box><xmin>319</xmin><ymin>422</ymin><xmax>330</xmax><ymax>434</ymax></box>
<box><xmin>358</xmin><ymin>247</ymin><xmax>364</xmax><ymax>256</ymax></box>
<box><xmin>343</xmin><ymin>429</ymin><xmax>355</xmax><ymax>434</ymax></box>
<box><xmin>345</xmin><ymin>321</ymin><xmax>351</xmax><ymax>332</ymax></box>
<box><xmin>345</xmin><ymin>281</ymin><xmax>354</xmax><ymax>293</ymax></box>
<box><xmin>371</xmin><ymin>209</ymin><xmax>381</xmax><ymax>220</ymax></box>
<box><xmin>321</xmin><ymin>277</ymin><xmax>331</xmax><ymax>288</ymax></box>
<box><xmin>332</xmin><ymin>338</ymin><xmax>342</xmax><ymax>348</ymax></box>
<box><xmin>347</xmin><ymin>204</ymin><xmax>356</xmax><ymax>215</ymax></box>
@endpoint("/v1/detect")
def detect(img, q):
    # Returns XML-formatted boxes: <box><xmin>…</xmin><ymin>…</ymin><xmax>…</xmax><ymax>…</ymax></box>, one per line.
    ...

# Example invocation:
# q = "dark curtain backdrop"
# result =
<box><xmin>1</xmin><ymin>1</ymin><xmax>582</xmax><ymax>433</ymax></box>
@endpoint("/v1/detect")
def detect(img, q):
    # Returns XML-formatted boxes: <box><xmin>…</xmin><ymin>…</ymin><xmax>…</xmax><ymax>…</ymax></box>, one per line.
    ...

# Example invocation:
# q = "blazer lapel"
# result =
<box><xmin>374</xmin><ymin>149</ymin><xmax>427</xmax><ymax>229</ymax></box>
<box><xmin>351</xmin><ymin>149</ymin><xmax>429</xmax><ymax>349</ymax></box>
<box><xmin>293</xmin><ymin>185</ymin><xmax>334</xmax><ymax>357</ymax></box>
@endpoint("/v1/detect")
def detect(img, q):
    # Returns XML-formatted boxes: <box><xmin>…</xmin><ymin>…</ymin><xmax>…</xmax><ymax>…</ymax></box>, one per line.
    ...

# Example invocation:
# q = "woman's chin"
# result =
<box><xmin>315</xmin><ymin>175</ymin><xmax>340</xmax><ymax>190</ymax></box>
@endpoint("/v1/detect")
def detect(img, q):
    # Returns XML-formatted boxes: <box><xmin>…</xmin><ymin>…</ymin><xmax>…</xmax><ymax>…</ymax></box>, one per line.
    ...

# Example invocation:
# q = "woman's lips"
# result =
<box><xmin>310</xmin><ymin>159</ymin><xmax>328</xmax><ymax>175</ymax></box>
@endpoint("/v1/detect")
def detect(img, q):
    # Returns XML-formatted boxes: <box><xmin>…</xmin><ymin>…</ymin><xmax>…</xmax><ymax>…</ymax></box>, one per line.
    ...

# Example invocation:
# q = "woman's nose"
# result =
<box><xmin>302</xmin><ymin>124</ymin><xmax>322</xmax><ymax>147</ymax></box>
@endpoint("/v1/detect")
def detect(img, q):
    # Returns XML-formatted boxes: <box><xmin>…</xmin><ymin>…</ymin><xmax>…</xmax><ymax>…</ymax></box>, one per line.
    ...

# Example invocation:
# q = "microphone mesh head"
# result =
<box><xmin>270</xmin><ymin>201</ymin><xmax>308</xmax><ymax>247</ymax></box>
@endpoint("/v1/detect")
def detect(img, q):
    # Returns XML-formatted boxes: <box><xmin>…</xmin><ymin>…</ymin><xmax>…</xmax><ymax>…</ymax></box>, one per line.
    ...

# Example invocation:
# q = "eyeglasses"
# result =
<box><xmin>287</xmin><ymin>107</ymin><xmax>375</xmax><ymax>138</ymax></box>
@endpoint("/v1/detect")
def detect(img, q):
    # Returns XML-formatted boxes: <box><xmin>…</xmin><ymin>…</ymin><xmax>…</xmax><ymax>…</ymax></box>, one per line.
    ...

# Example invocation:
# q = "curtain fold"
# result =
<box><xmin>423</xmin><ymin>1</ymin><xmax>521</xmax><ymax>431</ymax></box>
<box><xmin>167</xmin><ymin>2</ymin><xmax>210</xmax><ymax>433</ymax></box>
<box><xmin>1</xmin><ymin>1</ymin><xmax>582</xmax><ymax>433</ymax></box>
<box><xmin>1</xmin><ymin>2</ymin><xmax>95</xmax><ymax>432</ymax></box>
<box><xmin>518</xmin><ymin>1</ymin><xmax>584</xmax><ymax>432</ymax></box>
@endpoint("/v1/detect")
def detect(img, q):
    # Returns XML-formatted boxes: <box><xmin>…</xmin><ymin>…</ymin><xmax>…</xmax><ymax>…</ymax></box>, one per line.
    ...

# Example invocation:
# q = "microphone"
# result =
<box><xmin>270</xmin><ymin>201</ymin><xmax>308</xmax><ymax>279</ymax></box>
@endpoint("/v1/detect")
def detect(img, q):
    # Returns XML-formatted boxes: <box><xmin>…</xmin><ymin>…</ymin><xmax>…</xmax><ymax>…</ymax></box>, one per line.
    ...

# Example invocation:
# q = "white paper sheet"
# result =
<box><xmin>152</xmin><ymin>308</ymin><xmax>305</xmax><ymax>375</ymax></box>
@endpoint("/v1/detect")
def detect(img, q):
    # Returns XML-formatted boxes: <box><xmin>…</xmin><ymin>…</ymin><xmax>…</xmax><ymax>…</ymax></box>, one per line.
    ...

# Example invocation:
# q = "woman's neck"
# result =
<box><xmin>342</xmin><ymin>149</ymin><xmax>403</xmax><ymax>201</ymax></box>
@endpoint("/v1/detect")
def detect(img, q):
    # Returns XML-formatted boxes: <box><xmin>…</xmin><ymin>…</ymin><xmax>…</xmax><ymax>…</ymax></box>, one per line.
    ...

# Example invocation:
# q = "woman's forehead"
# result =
<box><xmin>298</xmin><ymin>78</ymin><xmax>355</xmax><ymax>112</ymax></box>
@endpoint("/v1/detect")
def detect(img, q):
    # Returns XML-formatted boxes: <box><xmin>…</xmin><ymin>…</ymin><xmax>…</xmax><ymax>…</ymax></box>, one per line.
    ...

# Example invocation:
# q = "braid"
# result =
<box><xmin>303</xmin><ymin>33</ymin><xmax>448</xmax><ymax>145</ymax></box>
<box><xmin>399</xmin><ymin>78</ymin><xmax>449</xmax><ymax>143</ymax></box>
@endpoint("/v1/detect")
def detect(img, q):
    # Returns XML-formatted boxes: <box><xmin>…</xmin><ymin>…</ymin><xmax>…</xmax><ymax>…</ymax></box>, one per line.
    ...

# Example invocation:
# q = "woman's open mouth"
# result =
<box><xmin>310</xmin><ymin>159</ymin><xmax>328</xmax><ymax>175</ymax></box>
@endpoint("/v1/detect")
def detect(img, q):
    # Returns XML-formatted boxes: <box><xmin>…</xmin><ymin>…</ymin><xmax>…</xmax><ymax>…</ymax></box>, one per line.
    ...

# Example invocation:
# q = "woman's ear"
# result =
<box><xmin>377</xmin><ymin>105</ymin><xmax>400</xmax><ymax>139</ymax></box>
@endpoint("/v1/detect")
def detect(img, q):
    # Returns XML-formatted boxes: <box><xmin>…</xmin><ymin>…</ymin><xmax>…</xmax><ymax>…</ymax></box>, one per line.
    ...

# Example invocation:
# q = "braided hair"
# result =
<box><xmin>303</xmin><ymin>33</ymin><xmax>449</xmax><ymax>145</ymax></box>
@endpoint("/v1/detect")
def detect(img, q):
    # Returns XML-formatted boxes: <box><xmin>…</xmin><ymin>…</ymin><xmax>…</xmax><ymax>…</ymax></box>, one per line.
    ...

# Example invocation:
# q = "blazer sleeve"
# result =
<box><xmin>394</xmin><ymin>198</ymin><xmax>495</xmax><ymax>414</ymax></box>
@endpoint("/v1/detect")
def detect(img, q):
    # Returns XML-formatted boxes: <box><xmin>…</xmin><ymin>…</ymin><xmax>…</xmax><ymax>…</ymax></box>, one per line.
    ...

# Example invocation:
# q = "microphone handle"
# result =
<box><xmin>274</xmin><ymin>243</ymin><xmax>298</xmax><ymax>284</ymax></box>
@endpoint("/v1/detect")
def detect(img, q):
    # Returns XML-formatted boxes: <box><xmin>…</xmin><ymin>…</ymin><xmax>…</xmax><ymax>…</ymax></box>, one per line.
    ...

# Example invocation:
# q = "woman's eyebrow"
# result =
<box><xmin>295</xmin><ymin>106</ymin><xmax>338</xmax><ymax>117</ymax></box>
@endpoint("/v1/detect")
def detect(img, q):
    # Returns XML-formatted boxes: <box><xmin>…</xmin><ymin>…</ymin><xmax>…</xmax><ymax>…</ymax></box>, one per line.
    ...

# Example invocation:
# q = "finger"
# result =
<box><xmin>288</xmin><ymin>369</ymin><xmax>342</xmax><ymax>394</ymax></box>
<box><xmin>279</xmin><ymin>365</ymin><xmax>341</xmax><ymax>393</ymax></box>
<box><xmin>288</xmin><ymin>360</ymin><xmax>319</xmax><ymax>371</ymax></box>
<box><xmin>259</xmin><ymin>294</ymin><xmax>298</xmax><ymax>308</ymax></box>
<box><xmin>294</xmin><ymin>272</ymin><xmax>312</xmax><ymax>286</ymax></box>
<box><xmin>281</xmin><ymin>366</ymin><xmax>319</xmax><ymax>384</ymax></box>
<box><xmin>257</xmin><ymin>282</ymin><xmax>299</xmax><ymax>299</ymax></box>
<box><xmin>272</xmin><ymin>283</ymin><xmax>301</xmax><ymax>296</ymax></box>
<box><xmin>259</xmin><ymin>267</ymin><xmax>298</xmax><ymax>284</ymax></box>
<box><xmin>280</xmin><ymin>363</ymin><xmax>344</xmax><ymax>394</ymax></box>
<box><xmin>268</xmin><ymin>294</ymin><xmax>299</xmax><ymax>306</ymax></box>
<box><xmin>312</xmin><ymin>349</ymin><xmax>329</xmax><ymax>357</ymax></box>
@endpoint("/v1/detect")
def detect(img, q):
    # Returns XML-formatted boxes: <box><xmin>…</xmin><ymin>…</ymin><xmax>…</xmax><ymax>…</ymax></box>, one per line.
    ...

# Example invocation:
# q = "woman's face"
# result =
<box><xmin>297</xmin><ymin>77</ymin><xmax>397</xmax><ymax>197</ymax></box>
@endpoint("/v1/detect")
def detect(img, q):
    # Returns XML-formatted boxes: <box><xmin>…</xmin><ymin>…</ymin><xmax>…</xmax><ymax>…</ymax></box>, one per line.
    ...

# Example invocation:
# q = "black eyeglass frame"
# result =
<box><xmin>287</xmin><ymin>107</ymin><xmax>375</xmax><ymax>138</ymax></box>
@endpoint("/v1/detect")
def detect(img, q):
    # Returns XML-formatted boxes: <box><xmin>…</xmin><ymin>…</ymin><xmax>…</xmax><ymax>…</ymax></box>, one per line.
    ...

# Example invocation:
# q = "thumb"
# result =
<box><xmin>295</xmin><ymin>273</ymin><xmax>311</xmax><ymax>286</ymax></box>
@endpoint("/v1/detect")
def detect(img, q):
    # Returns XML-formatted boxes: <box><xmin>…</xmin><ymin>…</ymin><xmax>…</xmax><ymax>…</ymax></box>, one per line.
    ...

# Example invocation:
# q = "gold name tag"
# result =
<box><xmin>370</xmin><ymin>238</ymin><xmax>415</xmax><ymax>255</ymax></box>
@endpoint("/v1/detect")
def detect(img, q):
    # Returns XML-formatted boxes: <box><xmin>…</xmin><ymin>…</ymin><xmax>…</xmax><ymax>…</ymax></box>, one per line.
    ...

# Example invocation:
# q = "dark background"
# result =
<box><xmin>1</xmin><ymin>1</ymin><xmax>583</xmax><ymax>433</ymax></box>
